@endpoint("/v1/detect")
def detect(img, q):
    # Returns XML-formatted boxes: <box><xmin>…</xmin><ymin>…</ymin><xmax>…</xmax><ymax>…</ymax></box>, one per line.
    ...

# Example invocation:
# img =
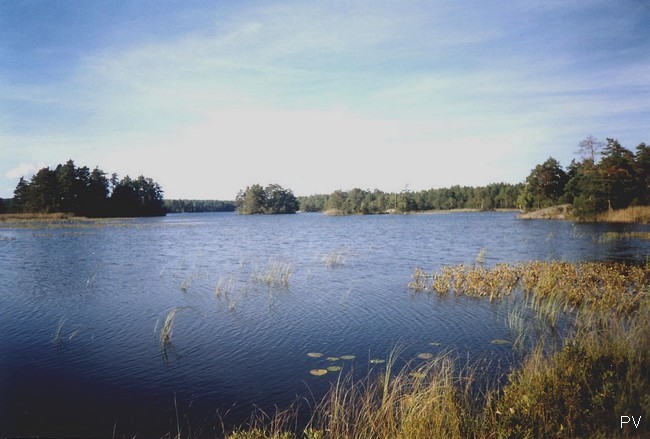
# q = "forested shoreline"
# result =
<box><xmin>1</xmin><ymin>160</ymin><xmax>165</xmax><ymax>217</ymax></box>
<box><xmin>1</xmin><ymin>137</ymin><xmax>647</xmax><ymax>220</ymax></box>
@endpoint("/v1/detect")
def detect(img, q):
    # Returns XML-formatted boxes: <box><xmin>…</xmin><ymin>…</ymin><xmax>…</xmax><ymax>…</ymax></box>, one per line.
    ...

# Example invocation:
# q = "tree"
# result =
<box><xmin>110</xmin><ymin>175</ymin><xmax>165</xmax><ymax>217</ymax></box>
<box><xmin>599</xmin><ymin>138</ymin><xmax>637</xmax><ymax>210</ymax></box>
<box><xmin>264</xmin><ymin>184</ymin><xmax>299</xmax><ymax>214</ymax></box>
<box><xmin>236</xmin><ymin>184</ymin><xmax>267</xmax><ymax>214</ymax></box>
<box><xmin>524</xmin><ymin>157</ymin><xmax>567</xmax><ymax>209</ymax></box>
<box><xmin>577</xmin><ymin>135</ymin><xmax>604</xmax><ymax>162</ymax></box>
<box><xmin>635</xmin><ymin>143</ymin><xmax>650</xmax><ymax>204</ymax></box>
<box><xmin>565</xmin><ymin>159</ymin><xmax>607</xmax><ymax>220</ymax></box>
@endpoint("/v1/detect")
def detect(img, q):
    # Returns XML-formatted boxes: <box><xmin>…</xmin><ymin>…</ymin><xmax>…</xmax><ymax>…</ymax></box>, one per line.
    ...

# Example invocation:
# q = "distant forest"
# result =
<box><xmin>164</xmin><ymin>199</ymin><xmax>236</xmax><ymax>213</ymax></box>
<box><xmin>1</xmin><ymin>137</ymin><xmax>646</xmax><ymax>219</ymax></box>
<box><xmin>298</xmin><ymin>183</ymin><xmax>522</xmax><ymax>215</ymax></box>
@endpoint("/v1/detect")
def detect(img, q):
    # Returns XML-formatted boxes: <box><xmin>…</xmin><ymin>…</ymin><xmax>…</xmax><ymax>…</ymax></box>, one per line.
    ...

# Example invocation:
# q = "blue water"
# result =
<box><xmin>0</xmin><ymin>212</ymin><xmax>647</xmax><ymax>437</ymax></box>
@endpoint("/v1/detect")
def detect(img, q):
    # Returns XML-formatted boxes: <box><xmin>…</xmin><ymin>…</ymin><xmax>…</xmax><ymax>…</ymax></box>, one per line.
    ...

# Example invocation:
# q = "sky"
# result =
<box><xmin>1</xmin><ymin>0</ymin><xmax>649</xmax><ymax>200</ymax></box>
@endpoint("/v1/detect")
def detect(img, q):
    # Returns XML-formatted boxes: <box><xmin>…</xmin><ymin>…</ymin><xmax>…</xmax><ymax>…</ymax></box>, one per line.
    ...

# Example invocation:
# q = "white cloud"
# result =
<box><xmin>5</xmin><ymin>162</ymin><xmax>45</xmax><ymax>180</ymax></box>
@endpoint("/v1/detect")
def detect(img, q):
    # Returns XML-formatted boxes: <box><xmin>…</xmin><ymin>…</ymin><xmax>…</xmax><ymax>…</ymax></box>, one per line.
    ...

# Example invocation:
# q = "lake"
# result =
<box><xmin>1</xmin><ymin>212</ymin><xmax>648</xmax><ymax>437</ymax></box>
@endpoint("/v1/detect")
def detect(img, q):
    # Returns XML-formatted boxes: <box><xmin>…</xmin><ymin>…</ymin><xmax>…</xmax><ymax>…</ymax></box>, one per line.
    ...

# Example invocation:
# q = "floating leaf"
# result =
<box><xmin>490</xmin><ymin>339</ymin><xmax>511</xmax><ymax>345</ymax></box>
<box><xmin>417</xmin><ymin>352</ymin><xmax>433</xmax><ymax>360</ymax></box>
<box><xmin>326</xmin><ymin>357</ymin><xmax>340</xmax><ymax>362</ymax></box>
<box><xmin>429</xmin><ymin>342</ymin><xmax>442</xmax><ymax>346</ymax></box>
<box><xmin>309</xmin><ymin>369</ymin><xmax>328</xmax><ymax>376</ymax></box>
<box><xmin>340</xmin><ymin>355</ymin><xmax>356</xmax><ymax>360</ymax></box>
<box><xmin>326</xmin><ymin>365</ymin><xmax>342</xmax><ymax>372</ymax></box>
<box><xmin>307</xmin><ymin>352</ymin><xmax>324</xmax><ymax>358</ymax></box>
<box><xmin>370</xmin><ymin>359</ymin><xmax>385</xmax><ymax>364</ymax></box>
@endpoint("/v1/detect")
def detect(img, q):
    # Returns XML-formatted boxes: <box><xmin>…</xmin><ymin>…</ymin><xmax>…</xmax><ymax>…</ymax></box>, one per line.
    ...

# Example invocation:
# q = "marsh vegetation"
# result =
<box><xmin>223</xmin><ymin>261</ymin><xmax>650</xmax><ymax>438</ymax></box>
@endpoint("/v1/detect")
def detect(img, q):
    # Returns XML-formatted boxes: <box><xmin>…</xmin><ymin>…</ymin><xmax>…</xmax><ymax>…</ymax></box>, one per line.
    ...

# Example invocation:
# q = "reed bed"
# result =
<box><xmin>410</xmin><ymin>261</ymin><xmax>648</xmax><ymax>314</ymax></box>
<box><xmin>598</xmin><ymin>231</ymin><xmax>650</xmax><ymax>242</ymax></box>
<box><xmin>221</xmin><ymin>261</ymin><xmax>649</xmax><ymax>438</ymax></box>
<box><xmin>251</xmin><ymin>259</ymin><xmax>293</xmax><ymax>287</ymax></box>
<box><xmin>596</xmin><ymin>205</ymin><xmax>650</xmax><ymax>223</ymax></box>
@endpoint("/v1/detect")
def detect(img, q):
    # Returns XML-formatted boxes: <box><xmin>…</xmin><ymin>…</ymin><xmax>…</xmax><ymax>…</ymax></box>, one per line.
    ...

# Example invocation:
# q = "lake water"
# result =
<box><xmin>1</xmin><ymin>212</ymin><xmax>648</xmax><ymax>437</ymax></box>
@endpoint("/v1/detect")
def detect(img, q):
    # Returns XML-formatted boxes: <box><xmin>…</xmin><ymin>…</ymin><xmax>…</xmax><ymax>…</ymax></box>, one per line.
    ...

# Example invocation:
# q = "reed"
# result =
<box><xmin>598</xmin><ymin>231</ymin><xmax>650</xmax><ymax>242</ymax></box>
<box><xmin>411</xmin><ymin>261</ymin><xmax>648</xmax><ymax>314</ymax></box>
<box><xmin>52</xmin><ymin>318</ymin><xmax>67</xmax><ymax>345</ymax></box>
<box><xmin>596</xmin><ymin>205</ymin><xmax>650</xmax><ymax>223</ymax></box>
<box><xmin>322</xmin><ymin>247</ymin><xmax>348</xmax><ymax>268</ymax></box>
<box><xmin>301</xmin><ymin>352</ymin><xmax>477</xmax><ymax>439</ymax></box>
<box><xmin>252</xmin><ymin>259</ymin><xmax>293</xmax><ymax>287</ymax></box>
<box><xmin>160</xmin><ymin>307</ymin><xmax>185</xmax><ymax>352</ymax></box>
<box><xmin>204</xmin><ymin>261</ymin><xmax>650</xmax><ymax>438</ymax></box>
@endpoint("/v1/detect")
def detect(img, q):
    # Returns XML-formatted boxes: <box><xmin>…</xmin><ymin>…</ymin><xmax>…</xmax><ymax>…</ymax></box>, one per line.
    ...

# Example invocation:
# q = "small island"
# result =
<box><xmin>2</xmin><ymin>160</ymin><xmax>165</xmax><ymax>218</ymax></box>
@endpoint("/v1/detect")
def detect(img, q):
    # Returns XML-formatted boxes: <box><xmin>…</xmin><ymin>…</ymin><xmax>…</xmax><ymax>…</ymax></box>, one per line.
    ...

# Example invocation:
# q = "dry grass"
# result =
<box><xmin>186</xmin><ymin>261</ymin><xmax>650</xmax><ymax>438</ymax></box>
<box><xmin>0</xmin><ymin>212</ymin><xmax>77</xmax><ymax>221</ymax></box>
<box><xmin>411</xmin><ymin>261</ymin><xmax>648</xmax><ymax>315</ymax></box>
<box><xmin>596</xmin><ymin>205</ymin><xmax>650</xmax><ymax>223</ymax></box>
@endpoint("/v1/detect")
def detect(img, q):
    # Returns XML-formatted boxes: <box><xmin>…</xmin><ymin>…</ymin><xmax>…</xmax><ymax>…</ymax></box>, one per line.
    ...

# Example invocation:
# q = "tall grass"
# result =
<box><xmin>221</xmin><ymin>261</ymin><xmax>649</xmax><ymax>438</ymax></box>
<box><xmin>596</xmin><ymin>205</ymin><xmax>650</xmax><ymax>223</ymax></box>
<box><xmin>251</xmin><ymin>259</ymin><xmax>293</xmax><ymax>287</ymax></box>
<box><xmin>160</xmin><ymin>307</ymin><xmax>186</xmax><ymax>354</ymax></box>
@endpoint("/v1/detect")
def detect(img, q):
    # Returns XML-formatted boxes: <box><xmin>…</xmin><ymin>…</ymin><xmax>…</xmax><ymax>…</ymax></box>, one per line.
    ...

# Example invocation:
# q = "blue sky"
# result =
<box><xmin>1</xmin><ymin>0</ymin><xmax>649</xmax><ymax>199</ymax></box>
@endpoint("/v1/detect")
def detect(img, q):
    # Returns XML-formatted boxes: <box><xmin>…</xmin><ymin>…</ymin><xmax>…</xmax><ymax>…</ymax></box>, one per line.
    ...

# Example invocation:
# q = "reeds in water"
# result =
<box><xmin>160</xmin><ymin>307</ymin><xmax>185</xmax><ymax>353</ymax></box>
<box><xmin>252</xmin><ymin>259</ymin><xmax>293</xmax><ymax>287</ymax></box>
<box><xmin>410</xmin><ymin>261</ymin><xmax>648</xmax><ymax>314</ymax></box>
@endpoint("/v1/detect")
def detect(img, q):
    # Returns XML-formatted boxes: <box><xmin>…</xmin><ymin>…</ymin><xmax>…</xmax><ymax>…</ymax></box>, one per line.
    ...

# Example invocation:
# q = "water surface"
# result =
<box><xmin>1</xmin><ymin>212</ymin><xmax>647</xmax><ymax>436</ymax></box>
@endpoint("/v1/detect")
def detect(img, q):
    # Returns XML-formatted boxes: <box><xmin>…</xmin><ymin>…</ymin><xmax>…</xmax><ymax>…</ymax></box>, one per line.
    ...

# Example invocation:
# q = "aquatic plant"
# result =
<box><xmin>52</xmin><ymin>318</ymin><xmax>67</xmax><ymax>345</ymax></box>
<box><xmin>160</xmin><ymin>307</ymin><xmax>185</xmax><ymax>353</ymax></box>
<box><xmin>215</xmin><ymin>275</ymin><xmax>236</xmax><ymax>298</ymax></box>
<box><xmin>598</xmin><ymin>231</ymin><xmax>650</xmax><ymax>242</ymax></box>
<box><xmin>410</xmin><ymin>261</ymin><xmax>648</xmax><ymax>315</ymax></box>
<box><xmin>310</xmin><ymin>369</ymin><xmax>328</xmax><ymax>376</ymax></box>
<box><xmin>322</xmin><ymin>247</ymin><xmax>348</xmax><ymax>268</ymax></box>
<box><xmin>596</xmin><ymin>205</ymin><xmax>650</xmax><ymax>223</ymax></box>
<box><xmin>252</xmin><ymin>259</ymin><xmax>293</xmax><ymax>287</ymax></box>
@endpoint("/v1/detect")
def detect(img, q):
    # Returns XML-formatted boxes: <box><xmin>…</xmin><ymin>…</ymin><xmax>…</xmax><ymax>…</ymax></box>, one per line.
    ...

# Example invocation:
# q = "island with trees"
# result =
<box><xmin>4</xmin><ymin>160</ymin><xmax>165</xmax><ymax>217</ymax></box>
<box><xmin>235</xmin><ymin>184</ymin><xmax>300</xmax><ymax>214</ymax></box>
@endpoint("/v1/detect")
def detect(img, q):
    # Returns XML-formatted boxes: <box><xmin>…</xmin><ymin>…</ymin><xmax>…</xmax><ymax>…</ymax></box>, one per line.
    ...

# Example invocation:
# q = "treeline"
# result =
<box><xmin>7</xmin><ymin>160</ymin><xmax>165</xmax><ymax>217</ymax></box>
<box><xmin>298</xmin><ymin>183</ymin><xmax>523</xmax><ymax>214</ymax></box>
<box><xmin>236</xmin><ymin>184</ymin><xmax>299</xmax><ymax>214</ymax></box>
<box><xmin>164</xmin><ymin>199</ymin><xmax>236</xmax><ymax>213</ymax></box>
<box><xmin>519</xmin><ymin>137</ymin><xmax>649</xmax><ymax>219</ymax></box>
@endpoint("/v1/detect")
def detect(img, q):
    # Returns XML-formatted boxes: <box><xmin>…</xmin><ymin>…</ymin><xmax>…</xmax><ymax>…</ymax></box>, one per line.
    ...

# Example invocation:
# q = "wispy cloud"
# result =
<box><xmin>1</xmin><ymin>0</ymin><xmax>648</xmax><ymax>198</ymax></box>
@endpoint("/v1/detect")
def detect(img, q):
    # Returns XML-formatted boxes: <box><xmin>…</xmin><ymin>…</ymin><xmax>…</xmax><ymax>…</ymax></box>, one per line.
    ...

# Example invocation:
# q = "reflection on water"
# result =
<box><xmin>0</xmin><ymin>212</ymin><xmax>648</xmax><ymax>436</ymax></box>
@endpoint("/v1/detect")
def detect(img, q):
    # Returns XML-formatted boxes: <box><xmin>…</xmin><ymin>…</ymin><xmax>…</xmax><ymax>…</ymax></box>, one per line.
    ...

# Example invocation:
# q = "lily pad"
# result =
<box><xmin>326</xmin><ymin>357</ymin><xmax>340</xmax><ymax>362</ymax></box>
<box><xmin>307</xmin><ymin>352</ymin><xmax>324</xmax><ymax>358</ymax></box>
<box><xmin>429</xmin><ymin>342</ymin><xmax>442</xmax><ymax>346</ymax></box>
<box><xmin>417</xmin><ymin>352</ymin><xmax>433</xmax><ymax>360</ymax></box>
<box><xmin>369</xmin><ymin>359</ymin><xmax>385</xmax><ymax>364</ymax></box>
<box><xmin>309</xmin><ymin>369</ymin><xmax>328</xmax><ymax>376</ymax></box>
<box><xmin>340</xmin><ymin>355</ymin><xmax>356</xmax><ymax>360</ymax></box>
<box><xmin>326</xmin><ymin>365</ymin><xmax>342</xmax><ymax>372</ymax></box>
<box><xmin>490</xmin><ymin>339</ymin><xmax>511</xmax><ymax>345</ymax></box>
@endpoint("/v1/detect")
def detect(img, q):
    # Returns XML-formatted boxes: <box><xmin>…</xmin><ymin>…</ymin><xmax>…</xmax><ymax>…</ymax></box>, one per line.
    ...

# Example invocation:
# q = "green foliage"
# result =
<box><xmin>301</xmin><ymin>183</ymin><xmax>523</xmax><ymax>214</ymax></box>
<box><xmin>164</xmin><ymin>199</ymin><xmax>236</xmax><ymax>213</ymax></box>
<box><xmin>524</xmin><ymin>157</ymin><xmax>568</xmax><ymax>209</ymax></box>
<box><xmin>8</xmin><ymin>160</ymin><xmax>165</xmax><ymax>217</ymax></box>
<box><xmin>523</xmin><ymin>137</ymin><xmax>649</xmax><ymax>219</ymax></box>
<box><xmin>236</xmin><ymin>184</ymin><xmax>298</xmax><ymax>214</ymax></box>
